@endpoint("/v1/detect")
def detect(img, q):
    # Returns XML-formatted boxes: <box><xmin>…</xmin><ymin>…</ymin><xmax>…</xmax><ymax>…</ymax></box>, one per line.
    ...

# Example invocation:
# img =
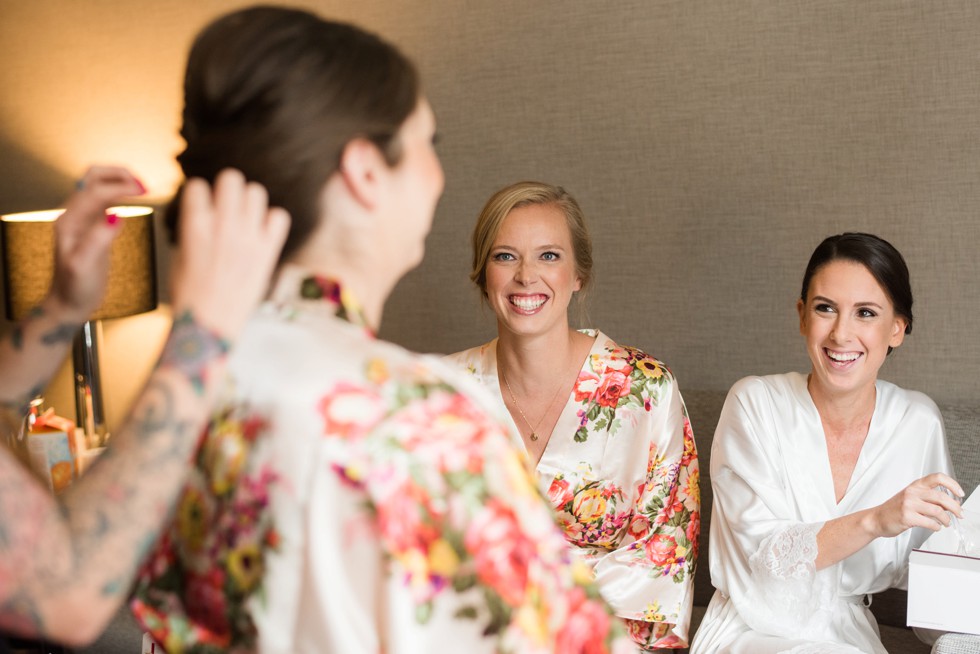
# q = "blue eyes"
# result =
<box><xmin>491</xmin><ymin>251</ymin><xmax>560</xmax><ymax>262</ymax></box>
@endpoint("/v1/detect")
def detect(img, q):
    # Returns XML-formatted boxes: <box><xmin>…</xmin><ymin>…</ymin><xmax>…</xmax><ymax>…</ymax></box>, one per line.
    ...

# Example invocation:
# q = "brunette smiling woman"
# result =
<box><xmin>691</xmin><ymin>232</ymin><xmax>960</xmax><ymax>654</ymax></box>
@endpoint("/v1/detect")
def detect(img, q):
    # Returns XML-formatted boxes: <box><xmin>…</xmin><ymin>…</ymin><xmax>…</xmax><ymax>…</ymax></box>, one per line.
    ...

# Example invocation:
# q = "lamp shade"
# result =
<box><xmin>1</xmin><ymin>206</ymin><xmax>158</xmax><ymax>321</ymax></box>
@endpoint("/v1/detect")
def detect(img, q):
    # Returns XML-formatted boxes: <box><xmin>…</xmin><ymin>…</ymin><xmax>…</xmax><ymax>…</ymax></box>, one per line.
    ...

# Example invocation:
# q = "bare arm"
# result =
<box><xmin>815</xmin><ymin>472</ymin><xmax>963</xmax><ymax>570</ymax></box>
<box><xmin>0</xmin><ymin>169</ymin><xmax>289</xmax><ymax>645</ymax></box>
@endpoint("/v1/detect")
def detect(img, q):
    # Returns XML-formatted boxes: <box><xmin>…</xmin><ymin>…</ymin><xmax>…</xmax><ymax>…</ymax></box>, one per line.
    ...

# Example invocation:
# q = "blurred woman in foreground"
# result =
<box><xmin>131</xmin><ymin>7</ymin><xmax>634</xmax><ymax>653</ymax></box>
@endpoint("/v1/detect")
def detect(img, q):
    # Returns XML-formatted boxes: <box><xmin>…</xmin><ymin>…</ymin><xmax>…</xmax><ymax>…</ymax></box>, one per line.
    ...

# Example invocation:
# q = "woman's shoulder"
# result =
<box><xmin>722</xmin><ymin>372</ymin><xmax>812</xmax><ymax>418</ymax></box>
<box><xmin>728</xmin><ymin>372</ymin><xmax>805</xmax><ymax>396</ymax></box>
<box><xmin>875</xmin><ymin>379</ymin><xmax>943</xmax><ymax>425</ymax></box>
<box><xmin>590</xmin><ymin>330</ymin><xmax>677</xmax><ymax>383</ymax></box>
<box><xmin>445</xmin><ymin>340</ymin><xmax>494</xmax><ymax>369</ymax></box>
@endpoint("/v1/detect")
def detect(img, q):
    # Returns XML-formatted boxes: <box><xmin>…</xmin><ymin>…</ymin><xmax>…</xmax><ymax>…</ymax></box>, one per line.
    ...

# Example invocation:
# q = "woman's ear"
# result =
<box><xmin>889</xmin><ymin>316</ymin><xmax>908</xmax><ymax>349</ymax></box>
<box><xmin>338</xmin><ymin>138</ymin><xmax>386</xmax><ymax>210</ymax></box>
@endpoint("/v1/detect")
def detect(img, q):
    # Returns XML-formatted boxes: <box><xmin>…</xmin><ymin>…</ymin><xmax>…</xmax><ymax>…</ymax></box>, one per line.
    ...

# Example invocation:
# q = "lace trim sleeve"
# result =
<box><xmin>739</xmin><ymin>522</ymin><xmax>837</xmax><ymax>641</ymax></box>
<box><xmin>749</xmin><ymin>522</ymin><xmax>821</xmax><ymax>581</ymax></box>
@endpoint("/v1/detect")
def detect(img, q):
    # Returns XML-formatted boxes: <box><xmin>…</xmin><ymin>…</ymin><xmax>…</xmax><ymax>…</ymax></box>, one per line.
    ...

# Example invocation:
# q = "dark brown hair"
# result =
<box><xmin>166</xmin><ymin>5</ymin><xmax>419</xmax><ymax>262</ymax></box>
<box><xmin>801</xmin><ymin>232</ymin><xmax>914</xmax><ymax>352</ymax></box>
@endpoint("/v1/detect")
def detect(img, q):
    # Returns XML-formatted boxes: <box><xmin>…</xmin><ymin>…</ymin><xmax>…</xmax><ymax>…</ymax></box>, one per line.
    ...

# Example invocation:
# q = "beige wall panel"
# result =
<box><xmin>0</xmin><ymin>1</ymin><xmax>977</xmax><ymax>433</ymax></box>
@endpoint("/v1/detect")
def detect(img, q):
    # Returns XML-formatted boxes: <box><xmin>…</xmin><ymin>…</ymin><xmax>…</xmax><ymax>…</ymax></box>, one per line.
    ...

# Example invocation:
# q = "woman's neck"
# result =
<box><xmin>496</xmin><ymin>325</ymin><xmax>587</xmax><ymax>391</ymax></box>
<box><xmin>806</xmin><ymin>375</ymin><xmax>877</xmax><ymax>433</ymax></box>
<box><xmin>279</xmin><ymin>259</ymin><xmax>391</xmax><ymax>332</ymax></box>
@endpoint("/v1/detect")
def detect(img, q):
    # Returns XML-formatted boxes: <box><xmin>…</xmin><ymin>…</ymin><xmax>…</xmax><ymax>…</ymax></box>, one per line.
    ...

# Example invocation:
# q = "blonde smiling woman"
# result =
<box><xmin>449</xmin><ymin>181</ymin><xmax>700</xmax><ymax>651</ymax></box>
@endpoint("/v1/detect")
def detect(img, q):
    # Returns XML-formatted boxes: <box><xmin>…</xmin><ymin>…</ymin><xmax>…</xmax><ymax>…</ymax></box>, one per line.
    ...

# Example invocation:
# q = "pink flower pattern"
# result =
<box><xmin>546</xmin><ymin>337</ymin><xmax>700</xmax><ymax>651</ymax></box>
<box><xmin>130</xmin><ymin>278</ymin><xmax>633</xmax><ymax>654</ymax></box>
<box><xmin>131</xmin><ymin>407</ymin><xmax>280</xmax><ymax>653</ymax></box>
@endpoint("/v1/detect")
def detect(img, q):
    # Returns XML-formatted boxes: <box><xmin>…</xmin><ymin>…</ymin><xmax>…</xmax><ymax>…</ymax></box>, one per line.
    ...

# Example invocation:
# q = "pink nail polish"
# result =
<box><xmin>106</xmin><ymin>212</ymin><xmax>119</xmax><ymax>226</ymax></box>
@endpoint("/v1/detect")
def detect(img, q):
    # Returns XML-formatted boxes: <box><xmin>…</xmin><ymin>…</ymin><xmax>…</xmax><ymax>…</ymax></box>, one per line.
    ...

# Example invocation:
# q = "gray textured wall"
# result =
<box><xmin>383</xmin><ymin>0</ymin><xmax>980</xmax><ymax>406</ymax></box>
<box><xmin>1</xmin><ymin>1</ymin><xmax>978</xmax><ymax>431</ymax></box>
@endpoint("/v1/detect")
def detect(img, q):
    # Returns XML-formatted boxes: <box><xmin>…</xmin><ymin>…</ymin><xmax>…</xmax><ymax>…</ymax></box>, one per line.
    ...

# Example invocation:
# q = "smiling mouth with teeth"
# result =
<box><xmin>510</xmin><ymin>295</ymin><xmax>547</xmax><ymax>311</ymax></box>
<box><xmin>825</xmin><ymin>349</ymin><xmax>862</xmax><ymax>363</ymax></box>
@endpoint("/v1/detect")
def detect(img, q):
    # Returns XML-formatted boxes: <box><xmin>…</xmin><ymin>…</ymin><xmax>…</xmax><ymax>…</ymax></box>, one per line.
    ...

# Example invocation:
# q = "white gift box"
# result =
<box><xmin>907</xmin><ymin>490</ymin><xmax>980</xmax><ymax>635</ymax></box>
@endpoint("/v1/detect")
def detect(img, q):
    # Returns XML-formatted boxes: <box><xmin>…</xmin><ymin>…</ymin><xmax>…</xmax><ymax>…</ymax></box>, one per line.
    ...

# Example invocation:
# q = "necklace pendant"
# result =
<box><xmin>530</xmin><ymin>432</ymin><xmax>538</xmax><ymax>442</ymax></box>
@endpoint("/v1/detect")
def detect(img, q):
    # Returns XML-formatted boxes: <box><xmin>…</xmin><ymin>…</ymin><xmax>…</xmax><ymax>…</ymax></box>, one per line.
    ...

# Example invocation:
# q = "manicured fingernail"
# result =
<box><xmin>106</xmin><ymin>212</ymin><xmax>119</xmax><ymax>226</ymax></box>
<box><xmin>134</xmin><ymin>178</ymin><xmax>147</xmax><ymax>194</ymax></box>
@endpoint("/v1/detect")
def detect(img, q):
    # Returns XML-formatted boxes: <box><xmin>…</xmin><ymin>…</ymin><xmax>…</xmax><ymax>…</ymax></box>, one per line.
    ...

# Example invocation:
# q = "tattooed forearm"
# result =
<box><xmin>4</xmin><ymin>306</ymin><xmax>48</xmax><ymax>351</ymax></box>
<box><xmin>39</xmin><ymin>323</ymin><xmax>81</xmax><ymax>346</ymax></box>
<box><xmin>159</xmin><ymin>311</ymin><xmax>231</xmax><ymax>396</ymax></box>
<box><xmin>0</xmin><ymin>311</ymin><xmax>231</xmax><ymax>644</ymax></box>
<box><xmin>0</xmin><ymin>299</ymin><xmax>79</xmax><ymax>410</ymax></box>
<box><xmin>128</xmin><ymin>377</ymin><xmax>182</xmax><ymax>439</ymax></box>
<box><xmin>57</xmin><ymin>379</ymin><xmax>194</xmax><ymax>585</ymax></box>
<box><xmin>9</xmin><ymin>325</ymin><xmax>24</xmax><ymax>350</ymax></box>
<box><xmin>0</xmin><ymin>383</ymin><xmax>43</xmax><ymax>417</ymax></box>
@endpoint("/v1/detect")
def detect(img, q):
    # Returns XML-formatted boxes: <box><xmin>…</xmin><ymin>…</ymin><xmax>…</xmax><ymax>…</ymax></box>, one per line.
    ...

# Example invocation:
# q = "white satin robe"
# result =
<box><xmin>691</xmin><ymin>373</ymin><xmax>953</xmax><ymax>654</ymax></box>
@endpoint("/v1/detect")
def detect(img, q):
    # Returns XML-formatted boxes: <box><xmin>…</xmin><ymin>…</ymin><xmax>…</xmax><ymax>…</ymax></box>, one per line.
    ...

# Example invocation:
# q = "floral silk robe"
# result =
<box><xmin>449</xmin><ymin>331</ymin><xmax>700</xmax><ymax>650</ymax></box>
<box><xmin>130</xmin><ymin>267</ymin><xmax>636</xmax><ymax>654</ymax></box>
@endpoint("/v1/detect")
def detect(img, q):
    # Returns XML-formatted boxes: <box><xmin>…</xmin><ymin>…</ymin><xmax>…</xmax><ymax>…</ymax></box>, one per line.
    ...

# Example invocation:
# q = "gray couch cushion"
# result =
<box><xmin>683</xmin><ymin>389</ymin><xmax>726</xmax><ymax>609</ymax></box>
<box><xmin>940</xmin><ymin>403</ymin><xmax>980</xmax><ymax>497</ymax></box>
<box><xmin>932</xmin><ymin>632</ymin><xmax>980</xmax><ymax>654</ymax></box>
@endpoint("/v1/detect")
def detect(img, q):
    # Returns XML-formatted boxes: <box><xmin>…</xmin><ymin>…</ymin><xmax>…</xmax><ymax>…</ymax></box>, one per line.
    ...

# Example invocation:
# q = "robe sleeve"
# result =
<box><xmin>708</xmin><ymin>377</ymin><xmax>837</xmax><ymax>641</ymax></box>
<box><xmin>591</xmin><ymin>373</ymin><xmax>699</xmax><ymax>650</ymax></box>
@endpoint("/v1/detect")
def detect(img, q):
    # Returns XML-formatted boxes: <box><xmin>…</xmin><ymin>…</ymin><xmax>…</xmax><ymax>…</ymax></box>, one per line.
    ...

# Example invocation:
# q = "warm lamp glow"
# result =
<box><xmin>0</xmin><ymin>2</ymin><xmax>189</xmax><ymax>198</ymax></box>
<box><xmin>1</xmin><ymin>206</ymin><xmax>158</xmax><ymax>321</ymax></box>
<box><xmin>0</xmin><ymin>206</ymin><xmax>153</xmax><ymax>223</ymax></box>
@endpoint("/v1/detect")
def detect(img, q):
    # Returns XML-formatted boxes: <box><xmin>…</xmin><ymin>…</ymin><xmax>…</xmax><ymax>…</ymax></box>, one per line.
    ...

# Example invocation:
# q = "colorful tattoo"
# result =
<box><xmin>0</xmin><ymin>382</ymin><xmax>42</xmax><ymax>417</ymax></box>
<box><xmin>4</xmin><ymin>307</ymin><xmax>45</xmax><ymax>351</ymax></box>
<box><xmin>159</xmin><ymin>311</ymin><xmax>231</xmax><ymax>396</ymax></box>
<box><xmin>9</xmin><ymin>325</ymin><xmax>24</xmax><ymax>351</ymax></box>
<box><xmin>0</xmin><ymin>593</ymin><xmax>43</xmax><ymax>636</ymax></box>
<box><xmin>40</xmin><ymin>323</ymin><xmax>80</xmax><ymax>346</ymax></box>
<box><xmin>128</xmin><ymin>378</ymin><xmax>183</xmax><ymax>446</ymax></box>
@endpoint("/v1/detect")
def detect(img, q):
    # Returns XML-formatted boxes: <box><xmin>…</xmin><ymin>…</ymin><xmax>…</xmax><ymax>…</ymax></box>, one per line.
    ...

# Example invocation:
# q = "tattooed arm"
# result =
<box><xmin>0</xmin><ymin>169</ymin><xmax>289</xmax><ymax>645</ymax></box>
<box><xmin>0</xmin><ymin>167</ymin><xmax>145</xmax><ymax>412</ymax></box>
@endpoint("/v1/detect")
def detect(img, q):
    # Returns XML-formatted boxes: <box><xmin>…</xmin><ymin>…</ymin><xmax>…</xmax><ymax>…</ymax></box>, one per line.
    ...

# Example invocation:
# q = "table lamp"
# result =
<box><xmin>1</xmin><ymin>206</ymin><xmax>157</xmax><ymax>446</ymax></box>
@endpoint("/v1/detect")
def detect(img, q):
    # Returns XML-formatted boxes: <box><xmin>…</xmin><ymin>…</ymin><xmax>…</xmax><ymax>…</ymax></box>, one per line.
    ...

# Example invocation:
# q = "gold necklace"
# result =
<box><xmin>500</xmin><ymin>368</ymin><xmax>568</xmax><ymax>443</ymax></box>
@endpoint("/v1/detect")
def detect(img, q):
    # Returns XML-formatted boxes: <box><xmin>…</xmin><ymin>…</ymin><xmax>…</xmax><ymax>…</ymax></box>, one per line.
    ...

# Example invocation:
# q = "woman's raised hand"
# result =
<box><xmin>870</xmin><ymin>472</ymin><xmax>964</xmax><ymax>538</ymax></box>
<box><xmin>170</xmin><ymin>168</ymin><xmax>290</xmax><ymax>342</ymax></box>
<box><xmin>51</xmin><ymin>166</ymin><xmax>146</xmax><ymax>323</ymax></box>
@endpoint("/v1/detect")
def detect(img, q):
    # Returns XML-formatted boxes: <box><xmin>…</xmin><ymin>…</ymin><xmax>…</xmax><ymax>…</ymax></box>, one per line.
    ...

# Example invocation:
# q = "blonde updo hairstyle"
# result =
<box><xmin>470</xmin><ymin>181</ymin><xmax>594</xmax><ymax>311</ymax></box>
